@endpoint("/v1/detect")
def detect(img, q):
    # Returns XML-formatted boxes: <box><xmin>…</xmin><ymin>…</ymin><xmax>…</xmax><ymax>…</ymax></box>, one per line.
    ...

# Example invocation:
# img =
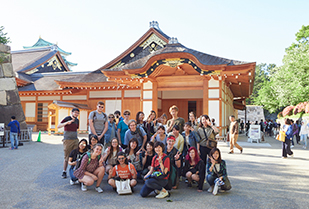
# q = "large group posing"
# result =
<box><xmin>58</xmin><ymin>101</ymin><xmax>232</xmax><ymax>198</ymax></box>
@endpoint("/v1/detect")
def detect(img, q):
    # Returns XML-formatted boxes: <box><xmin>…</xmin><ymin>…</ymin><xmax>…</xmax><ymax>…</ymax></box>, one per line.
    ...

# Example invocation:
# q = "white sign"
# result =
<box><xmin>0</xmin><ymin>123</ymin><xmax>4</xmax><ymax>136</ymax></box>
<box><xmin>249</xmin><ymin>125</ymin><xmax>261</xmax><ymax>140</ymax></box>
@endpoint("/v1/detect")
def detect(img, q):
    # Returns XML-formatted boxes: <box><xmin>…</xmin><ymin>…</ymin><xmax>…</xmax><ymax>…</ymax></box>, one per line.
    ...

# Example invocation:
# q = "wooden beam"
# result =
<box><xmin>152</xmin><ymin>81</ymin><xmax>158</xmax><ymax>114</ymax></box>
<box><xmin>203</xmin><ymin>79</ymin><xmax>209</xmax><ymax>115</ymax></box>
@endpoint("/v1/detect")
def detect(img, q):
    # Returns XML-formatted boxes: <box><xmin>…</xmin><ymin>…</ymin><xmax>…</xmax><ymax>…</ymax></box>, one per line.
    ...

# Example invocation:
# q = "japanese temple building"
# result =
<box><xmin>14</xmin><ymin>21</ymin><xmax>256</xmax><ymax>135</ymax></box>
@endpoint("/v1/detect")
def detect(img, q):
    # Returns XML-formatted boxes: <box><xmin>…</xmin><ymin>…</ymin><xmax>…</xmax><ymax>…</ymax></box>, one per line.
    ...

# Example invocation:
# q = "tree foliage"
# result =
<box><xmin>255</xmin><ymin>25</ymin><xmax>309</xmax><ymax>113</ymax></box>
<box><xmin>0</xmin><ymin>26</ymin><xmax>10</xmax><ymax>45</ymax></box>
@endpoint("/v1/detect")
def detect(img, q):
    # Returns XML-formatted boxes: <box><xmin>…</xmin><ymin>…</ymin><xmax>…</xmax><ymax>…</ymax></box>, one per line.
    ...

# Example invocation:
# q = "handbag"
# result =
<box><xmin>276</xmin><ymin>131</ymin><xmax>286</xmax><ymax>142</ymax></box>
<box><xmin>115</xmin><ymin>179</ymin><xmax>132</xmax><ymax>195</ymax></box>
<box><xmin>203</xmin><ymin>128</ymin><xmax>217</xmax><ymax>149</ymax></box>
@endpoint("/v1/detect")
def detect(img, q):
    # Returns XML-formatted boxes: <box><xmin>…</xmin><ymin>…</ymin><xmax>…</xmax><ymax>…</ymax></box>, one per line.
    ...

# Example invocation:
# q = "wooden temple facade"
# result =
<box><xmin>15</xmin><ymin>21</ymin><xmax>256</xmax><ymax>135</ymax></box>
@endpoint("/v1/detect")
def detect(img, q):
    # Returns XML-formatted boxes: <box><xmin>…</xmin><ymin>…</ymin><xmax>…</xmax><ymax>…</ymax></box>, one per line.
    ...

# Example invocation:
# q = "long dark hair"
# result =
<box><xmin>125</xmin><ymin>138</ymin><xmax>139</xmax><ymax>155</ymax></box>
<box><xmin>136</xmin><ymin>111</ymin><xmax>145</xmax><ymax>124</ymax></box>
<box><xmin>209</xmin><ymin>147</ymin><xmax>222</xmax><ymax>163</ymax></box>
<box><xmin>199</xmin><ymin>114</ymin><xmax>210</xmax><ymax>128</ymax></box>
<box><xmin>76</xmin><ymin>139</ymin><xmax>88</xmax><ymax>153</ymax></box>
<box><xmin>108</xmin><ymin>138</ymin><xmax>121</xmax><ymax>159</ymax></box>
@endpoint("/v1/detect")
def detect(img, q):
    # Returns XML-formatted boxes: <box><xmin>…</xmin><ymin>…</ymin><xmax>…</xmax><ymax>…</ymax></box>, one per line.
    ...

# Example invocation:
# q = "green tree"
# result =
<box><xmin>246</xmin><ymin>63</ymin><xmax>276</xmax><ymax>105</ymax></box>
<box><xmin>255</xmin><ymin>25</ymin><xmax>309</xmax><ymax>113</ymax></box>
<box><xmin>0</xmin><ymin>26</ymin><xmax>10</xmax><ymax>45</ymax></box>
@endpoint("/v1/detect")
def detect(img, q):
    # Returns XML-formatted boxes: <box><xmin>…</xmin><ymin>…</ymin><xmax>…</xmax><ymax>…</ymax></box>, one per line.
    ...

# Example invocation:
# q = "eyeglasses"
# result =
<box><xmin>124</xmin><ymin>113</ymin><xmax>130</xmax><ymax>115</ymax></box>
<box><xmin>118</xmin><ymin>157</ymin><xmax>125</xmax><ymax>160</ymax></box>
<box><xmin>98</xmin><ymin>106</ymin><xmax>104</xmax><ymax>108</ymax></box>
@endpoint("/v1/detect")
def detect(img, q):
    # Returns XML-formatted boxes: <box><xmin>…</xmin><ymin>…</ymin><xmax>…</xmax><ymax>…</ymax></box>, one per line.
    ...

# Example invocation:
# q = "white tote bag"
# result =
<box><xmin>115</xmin><ymin>179</ymin><xmax>132</xmax><ymax>195</ymax></box>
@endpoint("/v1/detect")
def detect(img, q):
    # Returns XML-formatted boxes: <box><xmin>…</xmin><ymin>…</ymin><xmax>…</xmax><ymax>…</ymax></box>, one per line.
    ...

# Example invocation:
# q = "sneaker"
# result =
<box><xmin>207</xmin><ymin>186</ymin><xmax>214</xmax><ymax>193</ymax></box>
<box><xmin>61</xmin><ymin>171</ymin><xmax>67</xmax><ymax>179</ymax></box>
<box><xmin>154</xmin><ymin>190</ymin><xmax>160</xmax><ymax>195</ymax></box>
<box><xmin>240</xmin><ymin>149</ymin><xmax>243</xmax><ymax>154</ymax></box>
<box><xmin>228</xmin><ymin>151</ymin><xmax>233</xmax><ymax>154</ymax></box>
<box><xmin>289</xmin><ymin>154</ymin><xmax>294</xmax><ymax>158</ymax></box>
<box><xmin>75</xmin><ymin>180</ymin><xmax>79</xmax><ymax>184</ymax></box>
<box><xmin>303</xmin><ymin>146</ymin><xmax>307</xmax><ymax>149</ymax></box>
<box><xmin>291</xmin><ymin>145</ymin><xmax>294</xmax><ymax>148</ymax></box>
<box><xmin>155</xmin><ymin>190</ymin><xmax>169</xmax><ymax>199</ymax></box>
<box><xmin>81</xmin><ymin>183</ymin><xmax>87</xmax><ymax>191</ymax></box>
<box><xmin>95</xmin><ymin>187</ymin><xmax>103</xmax><ymax>193</ymax></box>
<box><xmin>219</xmin><ymin>189</ymin><xmax>226</xmax><ymax>193</ymax></box>
<box><xmin>213</xmin><ymin>183</ymin><xmax>219</xmax><ymax>195</ymax></box>
<box><xmin>70</xmin><ymin>180</ymin><xmax>75</xmax><ymax>185</ymax></box>
<box><xmin>9</xmin><ymin>147</ymin><xmax>14</xmax><ymax>150</ymax></box>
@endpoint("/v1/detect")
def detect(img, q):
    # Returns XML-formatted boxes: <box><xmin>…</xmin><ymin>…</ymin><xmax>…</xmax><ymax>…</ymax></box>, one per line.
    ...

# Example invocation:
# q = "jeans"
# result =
<box><xmin>10</xmin><ymin>132</ymin><xmax>18</xmax><ymax>149</ymax></box>
<box><xmin>140</xmin><ymin>178</ymin><xmax>168</xmax><ymax>197</ymax></box>
<box><xmin>69</xmin><ymin>166</ymin><xmax>78</xmax><ymax>181</ymax></box>
<box><xmin>300</xmin><ymin>134</ymin><xmax>308</xmax><ymax>147</ymax></box>
<box><xmin>206</xmin><ymin>174</ymin><xmax>217</xmax><ymax>186</ymax></box>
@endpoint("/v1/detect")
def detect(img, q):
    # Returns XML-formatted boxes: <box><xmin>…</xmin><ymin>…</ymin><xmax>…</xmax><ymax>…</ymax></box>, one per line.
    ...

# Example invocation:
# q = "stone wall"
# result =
<box><xmin>238</xmin><ymin>105</ymin><xmax>265</xmax><ymax>123</ymax></box>
<box><xmin>0</xmin><ymin>43</ymin><xmax>27</xmax><ymax>129</ymax></box>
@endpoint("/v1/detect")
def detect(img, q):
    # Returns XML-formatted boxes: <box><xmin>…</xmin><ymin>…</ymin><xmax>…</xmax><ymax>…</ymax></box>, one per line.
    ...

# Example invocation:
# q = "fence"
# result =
<box><xmin>0</xmin><ymin>128</ymin><xmax>33</xmax><ymax>148</ymax></box>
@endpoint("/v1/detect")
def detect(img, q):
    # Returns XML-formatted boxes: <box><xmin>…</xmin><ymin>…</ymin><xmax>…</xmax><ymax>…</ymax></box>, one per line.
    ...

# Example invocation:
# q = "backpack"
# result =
<box><xmin>75</xmin><ymin>151</ymin><xmax>101</xmax><ymax>170</ymax></box>
<box><xmin>292</xmin><ymin>124</ymin><xmax>299</xmax><ymax>135</ymax></box>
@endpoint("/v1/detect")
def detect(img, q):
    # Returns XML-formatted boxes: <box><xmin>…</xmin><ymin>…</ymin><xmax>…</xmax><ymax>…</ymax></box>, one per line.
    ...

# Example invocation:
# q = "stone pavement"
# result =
<box><xmin>0</xmin><ymin>133</ymin><xmax>308</xmax><ymax>209</ymax></box>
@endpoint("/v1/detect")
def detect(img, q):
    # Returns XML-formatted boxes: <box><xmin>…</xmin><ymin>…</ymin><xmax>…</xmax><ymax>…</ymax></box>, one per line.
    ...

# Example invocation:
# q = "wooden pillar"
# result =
<box><xmin>121</xmin><ymin>89</ymin><xmax>124</xmax><ymax>113</ymax></box>
<box><xmin>152</xmin><ymin>81</ymin><xmax>158</xmax><ymax>114</ymax></box>
<box><xmin>55</xmin><ymin>108</ymin><xmax>59</xmax><ymax>133</ymax></box>
<box><xmin>203</xmin><ymin>79</ymin><xmax>209</xmax><ymax>115</ymax></box>
<box><xmin>219</xmin><ymin>80</ymin><xmax>222</xmax><ymax>135</ymax></box>
<box><xmin>140</xmin><ymin>83</ymin><xmax>144</xmax><ymax>112</ymax></box>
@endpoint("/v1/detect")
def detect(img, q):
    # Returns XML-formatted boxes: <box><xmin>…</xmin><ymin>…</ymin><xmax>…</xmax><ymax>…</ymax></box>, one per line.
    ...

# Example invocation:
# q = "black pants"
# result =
<box><xmin>282</xmin><ymin>137</ymin><xmax>293</xmax><ymax>157</ymax></box>
<box><xmin>199</xmin><ymin>145</ymin><xmax>211</xmax><ymax>165</ymax></box>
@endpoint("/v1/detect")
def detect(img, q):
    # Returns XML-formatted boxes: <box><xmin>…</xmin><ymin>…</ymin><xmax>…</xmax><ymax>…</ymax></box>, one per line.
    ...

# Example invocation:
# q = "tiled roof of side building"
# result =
<box><xmin>12</xmin><ymin>49</ymin><xmax>55</xmax><ymax>72</ymax></box>
<box><xmin>55</xmin><ymin>70</ymin><xmax>108</xmax><ymax>83</ymax></box>
<box><xmin>106</xmin><ymin>43</ymin><xmax>249</xmax><ymax>72</ymax></box>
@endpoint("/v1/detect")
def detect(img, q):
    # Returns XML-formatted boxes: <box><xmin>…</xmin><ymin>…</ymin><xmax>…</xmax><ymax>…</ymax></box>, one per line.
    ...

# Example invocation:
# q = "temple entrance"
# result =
<box><xmin>158</xmin><ymin>90</ymin><xmax>203</xmax><ymax>120</ymax></box>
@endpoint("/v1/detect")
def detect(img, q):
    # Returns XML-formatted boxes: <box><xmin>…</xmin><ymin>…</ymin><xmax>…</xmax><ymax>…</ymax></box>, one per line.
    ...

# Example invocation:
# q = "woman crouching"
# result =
<box><xmin>206</xmin><ymin>148</ymin><xmax>231</xmax><ymax>195</ymax></box>
<box><xmin>140</xmin><ymin>141</ymin><xmax>170</xmax><ymax>199</ymax></box>
<box><xmin>108</xmin><ymin>152</ymin><xmax>137</xmax><ymax>191</ymax></box>
<box><xmin>73</xmin><ymin>143</ymin><xmax>105</xmax><ymax>193</ymax></box>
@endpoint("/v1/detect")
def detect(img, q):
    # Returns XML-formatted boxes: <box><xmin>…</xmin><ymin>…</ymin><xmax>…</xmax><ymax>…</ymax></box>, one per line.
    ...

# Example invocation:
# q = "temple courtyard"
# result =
<box><xmin>0</xmin><ymin>133</ymin><xmax>308</xmax><ymax>209</ymax></box>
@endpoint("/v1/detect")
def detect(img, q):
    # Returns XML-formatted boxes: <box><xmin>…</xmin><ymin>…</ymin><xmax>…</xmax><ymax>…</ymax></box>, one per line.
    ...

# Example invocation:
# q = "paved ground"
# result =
<box><xmin>0</xmin><ymin>133</ymin><xmax>308</xmax><ymax>209</ymax></box>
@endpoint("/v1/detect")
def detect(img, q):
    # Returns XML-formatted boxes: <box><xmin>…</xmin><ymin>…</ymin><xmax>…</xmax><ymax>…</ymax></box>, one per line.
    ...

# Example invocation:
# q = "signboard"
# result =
<box><xmin>249</xmin><ymin>125</ymin><xmax>261</xmax><ymax>140</ymax></box>
<box><xmin>0</xmin><ymin>123</ymin><xmax>4</xmax><ymax>136</ymax></box>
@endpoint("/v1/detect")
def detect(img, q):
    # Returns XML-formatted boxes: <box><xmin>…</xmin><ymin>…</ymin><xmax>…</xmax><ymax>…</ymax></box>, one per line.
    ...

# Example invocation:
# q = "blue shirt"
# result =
<box><xmin>117</xmin><ymin>120</ymin><xmax>129</xmax><ymax>144</ymax></box>
<box><xmin>104</xmin><ymin>121</ymin><xmax>117</xmax><ymax>143</ymax></box>
<box><xmin>124</xmin><ymin>126</ymin><xmax>146</xmax><ymax>147</ymax></box>
<box><xmin>8</xmin><ymin>120</ymin><xmax>20</xmax><ymax>133</ymax></box>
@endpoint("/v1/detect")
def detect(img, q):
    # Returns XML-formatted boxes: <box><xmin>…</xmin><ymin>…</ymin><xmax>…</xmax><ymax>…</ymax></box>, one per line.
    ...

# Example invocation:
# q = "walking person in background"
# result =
<box><xmin>282</xmin><ymin>118</ymin><xmax>294</xmax><ymax>159</ymax></box>
<box><xmin>7</xmin><ymin>116</ymin><xmax>20</xmax><ymax>150</ymax></box>
<box><xmin>240</xmin><ymin>120</ymin><xmax>244</xmax><ymax>134</ymax></box>
<box><xmin>228</xmin><ymin>115</ymin><xmax>243</xmax><ymax>154</ymax></box>
<box><xmin>58</xmin><ymin>108</ymin><xmax>80</xmax><ymax>179</ymax></box>
<box><xmin>88</xmin><ymin>101</ymin><xmax>108</xmax><ymax>145</ymax></box>
<box><xmin>245</xmin><ymin>120</ymin><xmax>250</xmax><ymax>136</ymax></box>
<box><xmin>299</xmin><ymin>121</ymin><xmax>308</xmax><ymax>149</ymax></box>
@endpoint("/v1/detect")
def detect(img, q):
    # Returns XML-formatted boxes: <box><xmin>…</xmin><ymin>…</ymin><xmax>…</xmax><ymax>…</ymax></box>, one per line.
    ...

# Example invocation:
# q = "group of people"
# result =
<box><xmin>59</xmin><ymin>101</ymin><xmax>232</xmax><ymax>198</ymax></box>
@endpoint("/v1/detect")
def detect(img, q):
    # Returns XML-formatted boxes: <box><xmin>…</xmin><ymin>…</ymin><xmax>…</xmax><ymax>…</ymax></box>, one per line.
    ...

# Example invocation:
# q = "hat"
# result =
<box><xmin>167</xmin><ymin>135</ymin><xmax>176</xmax><ymax>141</ymax></box>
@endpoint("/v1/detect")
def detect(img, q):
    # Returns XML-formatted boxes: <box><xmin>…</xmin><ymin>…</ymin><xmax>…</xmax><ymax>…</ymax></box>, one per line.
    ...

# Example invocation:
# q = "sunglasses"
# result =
<box><xmin>98</xmin><ymin>106</ymin><xmax>104</xmax><ymax>108</ymax></box>
<box><xmin>124</xmin><ymin>113</ymin><xmax>130</xmax><ymax>115</ymax></box>
<box><xmin>118</xmin><ymin>157</ymin><xmax>125</xmax><ymax>160</ymax></box>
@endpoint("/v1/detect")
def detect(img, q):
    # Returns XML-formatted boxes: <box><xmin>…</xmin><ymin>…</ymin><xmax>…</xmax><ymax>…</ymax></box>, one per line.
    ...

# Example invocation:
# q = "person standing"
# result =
<box><xmin>282</xmin><ymin>119</ymin><xmax>294</xmax><ymax>159</ymax></box>
<box><xmin>166</xmin><ymin>105</ymin><xmax>185</xmax><ymax>134</ymax></box>
<box><xmin>103</xmin><ymin>114</ymin><xmax>118</xmax><ymax>151</ymax></box>
<box><xmin>245</xmin><ymin>120</ymin><xmax>250</xmax><ymax>136</ymax></box>
<box><xmin>228</xmin><ymin>115</ymin><xmax>243</xmax><ymax>154</ymax></box>
<box><xmin>117</xmin><ymin>110</ymin><xmax>131</xmax><ymax>149</ymax></box>
<box><xmin>7</xmin><ymin>116</ymin><xmax>20</xmax><ymax>150</ymax></box>
<box><xmin>58</xmin><ymin>108</ymin><xmax>80</xmax><ymax>178</ymax></box>
<box><xmin>88</xmin><ymin>101</ymin><xmax>108</xmax><ymax>145</ymax></box>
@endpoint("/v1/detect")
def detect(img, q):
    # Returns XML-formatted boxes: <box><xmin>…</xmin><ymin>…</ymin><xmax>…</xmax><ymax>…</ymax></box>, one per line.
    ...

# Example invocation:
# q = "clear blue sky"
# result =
<box><xmin>1</xmin><ymin>0</ymin><xmax>308</xmax><ymax>72</ymax></box>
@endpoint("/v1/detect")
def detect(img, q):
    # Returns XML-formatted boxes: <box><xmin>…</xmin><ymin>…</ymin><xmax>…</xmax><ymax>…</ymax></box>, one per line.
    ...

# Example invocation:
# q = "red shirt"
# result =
<box><xmin>151</xmin><ymin>153</ymin><xmax>170</xmax><ymax>179</ymax></box>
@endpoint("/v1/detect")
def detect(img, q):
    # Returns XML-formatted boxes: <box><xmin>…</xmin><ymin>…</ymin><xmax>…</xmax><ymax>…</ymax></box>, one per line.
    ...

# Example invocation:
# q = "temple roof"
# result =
<box><xmin>23</xmin><ymin>38</ymin><xmax>77</xmax><ymax>67</ymax></box>
<box><xmin>106</xmin><ymin>43</ymin><xmax>249</xmax><ymax>72</ymax></box>
<box><xmin>23</xmin><ymin>38</ymin><xmax>71</xmax><ymax>55</ymax></box>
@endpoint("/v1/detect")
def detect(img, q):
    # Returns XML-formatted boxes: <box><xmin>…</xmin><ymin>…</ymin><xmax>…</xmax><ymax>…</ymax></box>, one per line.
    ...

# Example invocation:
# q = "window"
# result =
<box><xmin>37</xmin><ymin>103</ymin><xmax>48</xmax><ymax>122</ymax></box>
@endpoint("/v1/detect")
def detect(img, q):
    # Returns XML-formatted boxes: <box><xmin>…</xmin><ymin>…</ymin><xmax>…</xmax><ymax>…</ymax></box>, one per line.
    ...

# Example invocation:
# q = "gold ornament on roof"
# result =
<box><xmin>111</xmin><ymin>61</ymin><xmax>125</xmax><ymax>69</ymax></box>
<box><xmin>140</xmin><ymin>33</ymin><xmax>167</xmax><ymax>50</ymax></box>
<box><xmin>47</xmin><ymin>56</ymin><xmax>62</xmax><ymax>71</ymax></box>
